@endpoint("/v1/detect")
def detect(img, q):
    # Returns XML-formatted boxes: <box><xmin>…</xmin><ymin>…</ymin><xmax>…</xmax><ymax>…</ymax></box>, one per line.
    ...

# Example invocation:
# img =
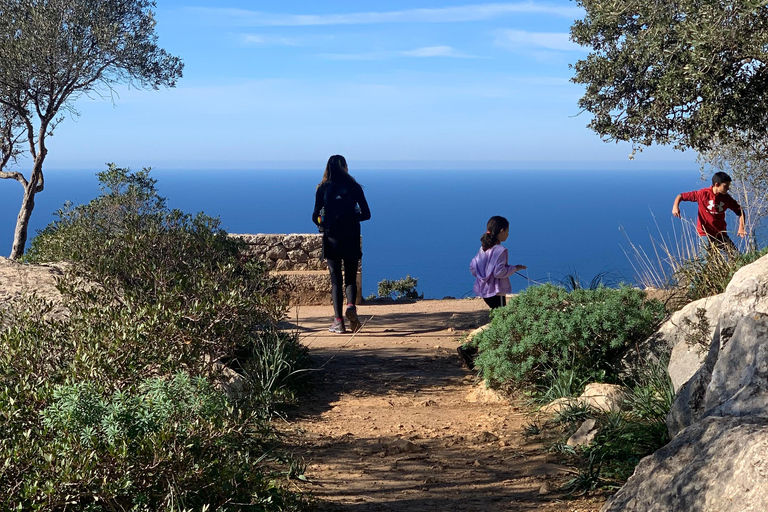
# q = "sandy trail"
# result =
<box><xmin>281</xmin><ymin>299</ymin><xmax>605</xmax><ymax>512</ymax></box>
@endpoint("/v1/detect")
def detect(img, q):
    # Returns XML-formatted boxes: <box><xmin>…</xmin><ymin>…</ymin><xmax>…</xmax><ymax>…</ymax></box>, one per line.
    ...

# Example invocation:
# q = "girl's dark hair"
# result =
<box><xmin>320</xmin><ymin>154</ymin><xmax>357</xmax><ymax>185</ymax></box>
<box><xmin>481</xmin><ymin>215</ymin><xmax>509</xmax><ymax>251</ymax></box>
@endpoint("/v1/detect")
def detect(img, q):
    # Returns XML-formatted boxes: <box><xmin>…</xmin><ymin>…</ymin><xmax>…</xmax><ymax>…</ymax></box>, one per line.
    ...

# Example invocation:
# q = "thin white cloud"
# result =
<box><xmin>241</xmin><ymin>34</ymin><xmax>303</xmax><ymax>46</ymax></box>
<box><xmin>320</xmin><ymin>46</ymin><xmax>479</xmax><ymax>60</ymax></box>
<box><xmin>400</xmin><ymin>46</ymin><xmax>475</xmax><ymax>58</ymax></box>
<box><xmin>188</xmin><ymin>2</ymin><xmax>583</xmax><ymax>27</ymax></box>
<box><xmin>495</xmin><ymin>29</ymin><xmax>585</xmax><ymax>52</ymax></box>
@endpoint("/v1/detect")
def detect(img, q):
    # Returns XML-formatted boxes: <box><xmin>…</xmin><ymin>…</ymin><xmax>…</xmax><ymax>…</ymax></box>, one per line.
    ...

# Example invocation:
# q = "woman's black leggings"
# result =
<box><xmin>327</xmin><ymin>257</ymin><xmax>359</xmax><ymax>319</ymax></box>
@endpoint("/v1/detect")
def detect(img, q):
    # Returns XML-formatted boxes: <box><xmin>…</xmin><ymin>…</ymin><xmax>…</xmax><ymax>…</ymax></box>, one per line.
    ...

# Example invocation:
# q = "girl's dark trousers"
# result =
<box><xmin>483</xmin><ymin>295</ymin><xmax>507</xmax><ymax>309</ymax></box>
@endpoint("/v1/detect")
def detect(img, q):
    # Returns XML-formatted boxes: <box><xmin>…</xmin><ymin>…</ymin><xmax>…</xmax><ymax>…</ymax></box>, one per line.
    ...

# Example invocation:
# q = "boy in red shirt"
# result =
<box><xmin>672</xmin><ymin>171</ymin><xmax>746</xmax><ymax>254</ymax></box>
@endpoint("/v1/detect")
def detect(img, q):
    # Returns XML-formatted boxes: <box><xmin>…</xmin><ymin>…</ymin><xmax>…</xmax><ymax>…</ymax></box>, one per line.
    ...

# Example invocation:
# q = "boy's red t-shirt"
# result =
<box><xmin>680</xmin><ymin>187</ymin><xmax>742</xmax><ymax>237</ymax></box>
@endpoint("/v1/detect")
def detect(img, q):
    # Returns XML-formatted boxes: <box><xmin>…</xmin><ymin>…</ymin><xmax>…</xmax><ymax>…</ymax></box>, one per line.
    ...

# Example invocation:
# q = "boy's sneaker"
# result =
<box><xmin>329</xmin><ymin>318</ymin><xmax>346</xmax><ymax>334</ymax></box>
<box><xmin>457</xmin><ymin>346</ymin><xmax>476</xmax><ymax>370</ymax></box>
<box><xmin>345</xmin><ymin>305</ymin><xmax>362</xmax><ymax>333</ymax></box>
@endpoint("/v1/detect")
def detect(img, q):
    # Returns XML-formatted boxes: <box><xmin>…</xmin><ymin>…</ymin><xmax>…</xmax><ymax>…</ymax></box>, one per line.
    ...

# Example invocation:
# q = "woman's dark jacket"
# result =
<box><xmin>312</xmin><ymin>178</ymin><xmax>371</xmax><ymax>260</ymax></box>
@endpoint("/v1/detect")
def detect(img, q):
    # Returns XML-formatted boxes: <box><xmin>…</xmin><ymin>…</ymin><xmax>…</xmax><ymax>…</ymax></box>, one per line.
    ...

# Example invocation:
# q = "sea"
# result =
<box><xmin>0</xmin><ymin>167</ymin><xmax>758</xmax><ymax>299</ymax></box>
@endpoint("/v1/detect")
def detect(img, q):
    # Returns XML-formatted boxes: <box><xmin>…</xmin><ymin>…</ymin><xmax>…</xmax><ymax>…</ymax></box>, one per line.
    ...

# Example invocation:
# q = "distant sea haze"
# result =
<box><xmin>0</xmin><ymin>167</ymin><xmax>748</xmax><ymax>299</ymax></box>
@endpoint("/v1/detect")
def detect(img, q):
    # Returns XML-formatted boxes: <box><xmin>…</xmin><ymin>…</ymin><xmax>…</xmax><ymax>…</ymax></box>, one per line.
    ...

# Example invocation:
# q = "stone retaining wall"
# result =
<box><xmin>232</xmin><ymin>234</ymin><xmax>362</xmax><ymax>305</ymax></box>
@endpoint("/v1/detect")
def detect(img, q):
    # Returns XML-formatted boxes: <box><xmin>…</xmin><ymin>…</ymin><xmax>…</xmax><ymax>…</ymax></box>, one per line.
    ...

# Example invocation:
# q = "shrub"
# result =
<box><xmin>376</xmin><ymin>274</ymin><xmax>423</xmax><ymax>300</ymax></box>
<box><xmin>472</xmin><ymin>284</ymin><xmax>666</xmax><ymax>389</ymax></box>
<box><xmin>1</xmin><ymin>165</ymin><xmax>313</xmax><ymax>510</ymax></box>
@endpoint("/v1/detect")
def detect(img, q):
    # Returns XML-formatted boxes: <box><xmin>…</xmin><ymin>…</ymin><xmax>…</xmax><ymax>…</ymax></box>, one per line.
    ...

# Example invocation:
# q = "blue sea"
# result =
<box><xmin>0</xmin><ymin>167</ymin><xmax>752</xmax><ymax>299</ymax></box>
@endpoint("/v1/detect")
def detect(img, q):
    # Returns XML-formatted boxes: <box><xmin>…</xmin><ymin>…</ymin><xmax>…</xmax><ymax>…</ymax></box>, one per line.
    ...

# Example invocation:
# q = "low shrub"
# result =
<box><xmin>472</xmin><ymin>284</ymin><xmax>666</xmax><ymax>389</ymax></box>
<box><xmin>1</xmin><ymin>165</ymin><xmax>313</xmax><ymax>510</ymax></box>
<box><xmin>375</xmin><ymin>275</ymin><xmax>423</xmax><ymax>300</ymax></box>
<box><xmin>536</xmin><ymin>358</ymin><xmax>674</xmax><ymax>494</ymax></box>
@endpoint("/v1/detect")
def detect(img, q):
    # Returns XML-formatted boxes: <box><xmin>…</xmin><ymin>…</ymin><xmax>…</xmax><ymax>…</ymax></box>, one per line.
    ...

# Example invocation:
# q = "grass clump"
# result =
<box><xmin>533</xmin><ymin>358</ymin><xmax>675</xmax><ymax>495</ymax></box>
<box><xmin>2</xmin><ymin>165</ymin><xmax>313</xmax><ymax>511</ymax></box>
<box><xmin>472</xmin><ymin>284</ymin><xmax>666</xmax><ymax>389</ymax></box>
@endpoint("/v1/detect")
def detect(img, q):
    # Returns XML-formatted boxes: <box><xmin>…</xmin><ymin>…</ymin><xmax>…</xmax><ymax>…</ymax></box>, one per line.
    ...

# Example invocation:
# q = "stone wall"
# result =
<box><xmin>232</xmin><ymin>234</ymin><xmax>362</xmax><ymax>305</ymax></box>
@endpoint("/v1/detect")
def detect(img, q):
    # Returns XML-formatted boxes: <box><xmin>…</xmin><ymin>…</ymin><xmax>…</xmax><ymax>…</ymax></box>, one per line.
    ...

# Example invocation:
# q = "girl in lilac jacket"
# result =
<box><xmin>469</xmin><ymin>216</ymin><xmax>526</xmax><ymax>310</ymax></box>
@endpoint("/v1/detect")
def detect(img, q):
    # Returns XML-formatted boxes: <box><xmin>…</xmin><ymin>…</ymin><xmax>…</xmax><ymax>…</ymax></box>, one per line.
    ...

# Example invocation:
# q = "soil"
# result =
<box><xmin>281</xmin><ymin>298</ymin><xmax>607</xmax><ymax>512</ymax></box>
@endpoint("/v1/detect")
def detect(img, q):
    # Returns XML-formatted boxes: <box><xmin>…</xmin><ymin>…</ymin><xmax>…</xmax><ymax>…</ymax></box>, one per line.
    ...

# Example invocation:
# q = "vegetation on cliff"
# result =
<box><xmin>1</xmin><ymin>165</ymin><xmax>313</xmax><ymax>511</ymax></box>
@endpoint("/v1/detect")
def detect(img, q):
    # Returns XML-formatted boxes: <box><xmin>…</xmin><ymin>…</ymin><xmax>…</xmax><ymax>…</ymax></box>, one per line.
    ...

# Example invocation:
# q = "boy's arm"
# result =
<box><xmin>737</xmin><ymin>209</ymin><xmax>747</xmax><ymax>238</ymax></box>
<box><xmin>672</xmin><ymin>194</ymin><xmax>683</xmax><ymax>218</ymax></box>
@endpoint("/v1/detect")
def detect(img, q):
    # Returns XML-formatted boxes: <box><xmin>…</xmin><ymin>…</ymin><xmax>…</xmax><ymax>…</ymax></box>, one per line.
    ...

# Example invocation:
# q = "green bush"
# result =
<box><xmin>472</xmin><ymin>284</ymin><xmax>666</xmax><ymax>389</ymax></box>
<box><xmin>1</xmin><ymin>165</ymin><xmax>313</xmax><ymax>511</ymax></box>
<box><xmin>376</xmin><ymin>275</ymin><xmax>422</xmax><ymax>300</ymax></box>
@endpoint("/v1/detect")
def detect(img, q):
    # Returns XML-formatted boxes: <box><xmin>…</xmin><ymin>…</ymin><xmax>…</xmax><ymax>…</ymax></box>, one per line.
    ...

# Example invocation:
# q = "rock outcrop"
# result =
<box><xmin>602</xmin><ymin>254</ymin><xmax>768</xmax><ymax>512</ymax></box>
<box><xmin>0</xmin><ymin>257</ymin><xmax>69</xmax><ymax>319</ymax></box>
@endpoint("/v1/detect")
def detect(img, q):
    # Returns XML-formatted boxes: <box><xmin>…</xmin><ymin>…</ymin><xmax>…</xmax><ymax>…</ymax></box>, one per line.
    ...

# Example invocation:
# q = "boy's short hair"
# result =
<box><xmin>712</xmin><ymin>171</ymin><xmax>732</xmax><ymax>185</ymax></box>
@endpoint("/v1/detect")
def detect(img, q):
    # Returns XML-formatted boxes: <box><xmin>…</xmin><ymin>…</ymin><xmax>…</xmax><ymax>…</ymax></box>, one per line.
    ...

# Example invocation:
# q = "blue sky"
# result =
<box><xmin>44</xmin><ymin>1</ymin><xmax>698</xmax><ymax>170</ymax></box>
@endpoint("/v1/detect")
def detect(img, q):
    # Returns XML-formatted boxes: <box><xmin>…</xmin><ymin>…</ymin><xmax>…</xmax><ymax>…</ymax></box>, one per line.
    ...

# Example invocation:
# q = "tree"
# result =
<box><xmin>570</xmin><ymin>0</ymin><xmax>768</xmax><ymax>154</ymax></box>
<box><xmin>0</xmin><ymin>0</ymin><xmax>183</xmax><ymax>259</ymax></box>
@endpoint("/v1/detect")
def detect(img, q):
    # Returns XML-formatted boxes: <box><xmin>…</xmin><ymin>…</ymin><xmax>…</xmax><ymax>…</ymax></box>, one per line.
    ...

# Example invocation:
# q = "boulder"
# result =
<box><xmin>540</xmin><ymin>383</ymin><xmax>624</xmax><ymax>414</ymax></box>
<box><xmin>665</xmin><ymin>295</ymin><xmax>724</xmax><ymax>392</ymax></box>
<box><xmin>717</xmin><ymin>254</ymin><xmax>768</xmax><ymax>344</ymax></box>
<box><xmin>668</xmin><ymin>306</ymin><xmax>768</xmax><ymax>438</ymax></box>
<box><xmin>581</xmin><ymin>383</ymin><xmax>625</xmax><ymax>413</ymax></box>
<box><xmin>567</xmin><ymin>419</ymin><xmax>597</xmax><ymax>447</ymax></box>
<box><xmin>602</xmin><ymin>416</ymin><xmax>768</xmax><ymax>512</ymax></box>
<box><xmin>465</xmin><ymin>381</ymin><xmax>507</xmax><ymax>403</ymax></box>
<box><xmin>0</xmin><ymin>257</ymin><xmax>69</xmax><ymax>319</ymax></box>
<box><xmin>607</xmin><ymin>254</ymin><xmax>768</xmax><ymax>512</ymax></box>
<box><xmin>621</xmin><ymin>295</ymin><xmax>723</xmax><ymax>385</ymax></box>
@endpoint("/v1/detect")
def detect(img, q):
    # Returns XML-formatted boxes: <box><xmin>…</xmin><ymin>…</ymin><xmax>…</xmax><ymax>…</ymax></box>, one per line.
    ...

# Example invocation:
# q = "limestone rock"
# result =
<box><xmin>602</xmin><ymin>416</ymin><xmax>768</xmax><ymax>512</ymax></box>
<box><xmin>0</xmin><ymin>257</ymin><xmax>69</xmax><ymax>319</ymax></box>
<box><xmin>266</xmin><ymin>245</ymin><xmax>288</xmax><ymax>261</ymax></box>
<box><xmin>664</xmin><ymin>295</ymin><xmax>724</xmax><ymax>392</ymax></box>
<box><xmin>465</xmin><ymin>381</ymin><xmax>507</xmax><ymax>403</ymax></box>
<box><xmin>541</xmin><ymin>383</ymin><xmax>624</xmax><ymax>414</ymax></box>
<box><xmin>610</xmin><ymin>254</ymin><xmax>768</xmax><ymax>512</ymax></box>
<box><xmin>465</xmin><ymin>323</ymin><xmax>489</xmax><ymax>344</ymax></box>
<box><xmin>567</xmin><ymin>419</ymin><xmax>597</xmax><ymax>447</ymax></box>
<box><xmin>581</xmin><ymin>383</ymin><xmax>624</xmax><ymax>413</ymax></box>
<box><xmin>718</xmin><ymin>254</ymin><xmax>768</xmax><ymax>344</ymax></box>
<box><xmin>539</xmin><ymin>397</ymin><xmax>578</xmax><ymax>414</ymax></box>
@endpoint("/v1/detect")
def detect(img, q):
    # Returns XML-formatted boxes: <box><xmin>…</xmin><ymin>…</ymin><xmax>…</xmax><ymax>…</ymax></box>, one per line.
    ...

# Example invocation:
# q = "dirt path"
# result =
<box><xmin>281</xmin><ymin>299</ymin><xmax>606</xmax><ymax>512</ymax></box>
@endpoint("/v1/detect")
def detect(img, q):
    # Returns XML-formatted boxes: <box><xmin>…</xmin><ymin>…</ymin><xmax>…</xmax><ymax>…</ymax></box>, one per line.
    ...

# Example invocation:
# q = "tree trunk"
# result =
<box><xmin>10</xmin><ymin>181</ymin><xmax>37</xmax><ymax>259</ymax></box>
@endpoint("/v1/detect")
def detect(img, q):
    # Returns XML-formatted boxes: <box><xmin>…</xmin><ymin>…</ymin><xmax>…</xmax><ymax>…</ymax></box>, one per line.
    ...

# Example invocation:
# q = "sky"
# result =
<box><xmin>42</xmin><ymin>1</ymin><xmax>699</xmax><ymax>170</ymax></box>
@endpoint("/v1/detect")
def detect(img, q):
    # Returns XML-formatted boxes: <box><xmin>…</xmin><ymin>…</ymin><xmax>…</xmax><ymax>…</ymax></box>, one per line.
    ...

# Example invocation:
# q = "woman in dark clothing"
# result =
<box><xmin>312</xmin><ymin>155</ymin><xmax>371</xmax><ymax>333</ymax></box>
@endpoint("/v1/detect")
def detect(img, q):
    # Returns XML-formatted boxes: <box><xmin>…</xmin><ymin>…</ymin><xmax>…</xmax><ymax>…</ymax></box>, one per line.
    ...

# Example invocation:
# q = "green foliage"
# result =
<box><xmin>570</xmin><ymin>0</ymin><xmax>768</xmax><ymax>153</ymax></box>
<box><xmin>0</xmin><ymin>0</ymin><xmax>183</xmax><ymax>258</ymax></box>
<box><xmin>541</xmin><ymin>359</ymin><xmax>675</xmax><ymax>493</ymax></box>
<box><xmin>376</xmin><ymin>274</ymin><xmax>423</xmax><ymax>300</ymax></box>
<box><xmin>674</xmin><ymin>246</ymin><xmax>768</xmax><ymax>302</ymax></box>
<box><xmin>473</xmin><ymin>284</ymin><xmax>666</xmax><ymax>388</ymax></box>
<box><xmin>1</xmin><ymin>166</ymin><xmax>313</xmax><ymax>510</ymax></box>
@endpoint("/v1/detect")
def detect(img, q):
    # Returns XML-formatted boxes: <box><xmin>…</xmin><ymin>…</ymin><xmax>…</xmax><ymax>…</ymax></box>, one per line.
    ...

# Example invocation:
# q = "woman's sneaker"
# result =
<box><xmin>345</xmin><ymin>305</ymin><xmax>362</xmax><ymax>332</ymax></box>
<box><xmin>329</xmin><ymin>318</ymin><xmax>346</xmax><ymax>334</ymax></box>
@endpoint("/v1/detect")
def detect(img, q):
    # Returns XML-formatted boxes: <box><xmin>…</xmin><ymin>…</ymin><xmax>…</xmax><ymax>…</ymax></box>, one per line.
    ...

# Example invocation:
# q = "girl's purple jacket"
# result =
<box><xmin>470</xmin><ymin>244</ymin><xmax>517</xmax><ymax>298</ymax></box>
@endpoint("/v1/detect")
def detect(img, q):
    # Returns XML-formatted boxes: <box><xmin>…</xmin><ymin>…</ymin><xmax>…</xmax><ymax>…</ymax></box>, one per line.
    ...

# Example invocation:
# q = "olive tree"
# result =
<box><xmin>0</xmin><ymin>0</ymin><xmax>183</xmax><ymax>259</ymax></box>
<box><xmin>570</xmin><ymin>0</ymin><xmax>768</xmax><ymax>153</ymax></box>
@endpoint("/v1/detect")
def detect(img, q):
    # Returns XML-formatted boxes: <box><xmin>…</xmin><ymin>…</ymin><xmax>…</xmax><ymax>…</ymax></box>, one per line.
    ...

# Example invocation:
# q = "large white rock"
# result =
<box><xmin>602</xmin><ymin>416</ymin><xmax>768</xmax><ymax>512</ymax></box>
<box><xmin>609</xmin><ymin>254</ymin><xmax>768</xmax><ymax>512</ymax></box>
<box><xmin>666</xmin><ymin>294</ymin><xmax>724</xmax><ymax>392</ymax></box>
